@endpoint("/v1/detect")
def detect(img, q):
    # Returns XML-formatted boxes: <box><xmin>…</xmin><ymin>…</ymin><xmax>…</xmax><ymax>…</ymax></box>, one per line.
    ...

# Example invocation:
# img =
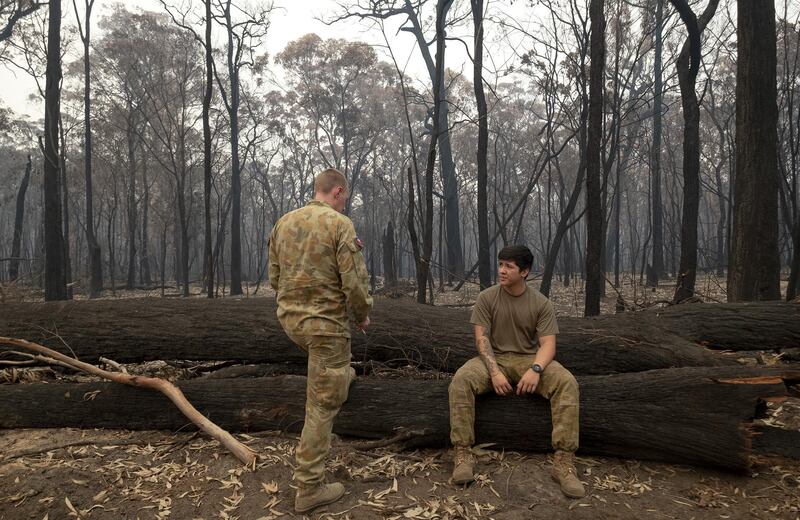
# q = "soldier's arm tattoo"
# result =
<box><xmin>475</xmin><ymin>325</ymin><xmax>500</xmax><ymax>377</ymax></box>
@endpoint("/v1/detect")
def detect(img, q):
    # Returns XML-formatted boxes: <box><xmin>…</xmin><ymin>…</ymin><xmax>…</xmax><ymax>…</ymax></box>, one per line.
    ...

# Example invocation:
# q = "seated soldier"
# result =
<box><xmin>448</xmin><ymin>245</ymin><xmax>585</xmax><ymax>498</ymax></box>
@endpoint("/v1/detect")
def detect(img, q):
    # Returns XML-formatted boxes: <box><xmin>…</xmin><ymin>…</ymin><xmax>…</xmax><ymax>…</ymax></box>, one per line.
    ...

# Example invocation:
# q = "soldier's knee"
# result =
<box><xmin>557</xmin><ymin>373</ymin><xmax>579</xmax><ymax>404</ymax></box>
<box><xmin>449</xmin><ymin>377</ymin><xmax>465</xmax><ymax>400</ymax></box>
<box><xmin>313</xmin><ymin>365</ymin><xmax>351</xmax><ymax>410</ymax></box>
<box><xmin>450</xmin><ymin>365</ymin><xmax>483</xmax><ymax>397</ymax></box>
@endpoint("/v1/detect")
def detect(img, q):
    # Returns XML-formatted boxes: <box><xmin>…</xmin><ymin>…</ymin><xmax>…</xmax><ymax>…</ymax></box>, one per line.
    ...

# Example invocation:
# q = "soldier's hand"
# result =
<box><xmin>516</xmin><ymin>369</ymin><xmax>540</xmax><ymax>395</ymax></box>
<box><xmin>356</xmin><ymin>317</ymin><xmax>370</xmax><ymax>332</ymax></box>
<box><xmin>491</xmin><ymin>373</ymin><xmax>513</xmax><ymax>396</ymax></box>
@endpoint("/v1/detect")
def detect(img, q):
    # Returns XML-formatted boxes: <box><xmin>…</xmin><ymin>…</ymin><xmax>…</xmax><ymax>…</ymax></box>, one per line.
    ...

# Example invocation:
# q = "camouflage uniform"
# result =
<box><xmin>269</xmin><ymin>200</ymin><xmax>372</xmax><ymax>487</ymax></box>
<box><xmin>449</xmin><ymin>355</ymin><xmax>579</xmax><ymax>451</ymax></box>
<box><xmin>449</xmin><ymin>285</ymin><xmax>579</xmax><ymax>452</ymax></box>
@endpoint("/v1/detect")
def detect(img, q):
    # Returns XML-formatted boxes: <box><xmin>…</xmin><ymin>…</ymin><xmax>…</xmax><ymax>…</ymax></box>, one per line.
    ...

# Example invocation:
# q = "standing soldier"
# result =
<box><xmin>268</xmin><ymin>168</ymin><xmax>372</xmax><ymax>513</ymax></box>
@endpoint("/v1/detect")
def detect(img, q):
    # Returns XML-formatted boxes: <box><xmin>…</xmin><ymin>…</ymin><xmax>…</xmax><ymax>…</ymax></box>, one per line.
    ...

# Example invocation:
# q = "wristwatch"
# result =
<box><xmin>531</xmin><ymin>363</ymin><xmax>543</xmax><ymax>374</ymax></box>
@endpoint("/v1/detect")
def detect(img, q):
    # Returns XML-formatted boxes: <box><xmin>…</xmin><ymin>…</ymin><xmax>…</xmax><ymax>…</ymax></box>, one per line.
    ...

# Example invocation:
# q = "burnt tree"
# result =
<box><xmin>584</xmin><ymin>0</ymin><xmax>605</xmax><ymax>316</ymax></box>
<box><xmin>42</xmin><ymin>0</ymin><xmax>67</xmax><ymax>301</ymax></box>
<box><xmin>669</xmin><ymin>0</ymin><xmax>721</xmax><ymax>303</ymax></box>
<box><xmin>728</xmin><ymin>0</ymin><xmax>782</xmax><ymax>301</ymax></box>
<box><xmin>8</xmin><ymin>155</ymin><xmax>31</xmax><ymax>281</ymax></box>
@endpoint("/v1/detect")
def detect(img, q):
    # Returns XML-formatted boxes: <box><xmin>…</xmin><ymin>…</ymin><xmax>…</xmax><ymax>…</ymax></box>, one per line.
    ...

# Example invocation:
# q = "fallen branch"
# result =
<box><xmin>0</xmin><ymin>336</ymin><xmax>257</xmax><ymax>466</ymax></box>
<box><xmin>98</xmin><ymin>356</ymin><xmax>128</xmax><ymax>374</ymax></box>
<box><xmin>1</xmin><ymin>350</ymin><xmax>74</xmax><ymax>370</ymax></box>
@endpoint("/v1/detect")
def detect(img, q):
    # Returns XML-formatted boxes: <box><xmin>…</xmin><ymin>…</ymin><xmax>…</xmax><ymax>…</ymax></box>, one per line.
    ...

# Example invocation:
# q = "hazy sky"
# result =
<box><xmin>1</xmin><ymin>0</ymin><xmax>531</xmax><ymax>120</ymax></box>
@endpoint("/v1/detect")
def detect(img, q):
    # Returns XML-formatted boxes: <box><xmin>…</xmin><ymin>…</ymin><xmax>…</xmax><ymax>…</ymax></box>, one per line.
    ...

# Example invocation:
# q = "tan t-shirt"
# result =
<box><xmin>470</xmin><ymin>284</ymin><xmax>559</xmax><ymax>354</ymax></box>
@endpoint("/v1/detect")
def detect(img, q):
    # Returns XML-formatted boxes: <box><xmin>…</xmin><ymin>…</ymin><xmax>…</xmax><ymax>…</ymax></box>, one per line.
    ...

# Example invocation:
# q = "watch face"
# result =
<box><xmin>532</xmin><ymin>364</ymin><xmax>542</xmax><ymax>373</ymax></box>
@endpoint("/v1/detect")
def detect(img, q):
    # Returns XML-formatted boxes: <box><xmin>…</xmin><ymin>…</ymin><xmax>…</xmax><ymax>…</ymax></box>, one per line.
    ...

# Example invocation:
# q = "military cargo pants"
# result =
<box><xmin>449</xmin><ymin>354</ymin><xmax>580</xmax><ymax>451</ymax></box>
<box><xmin>288</xmin><ymin>334</ymin><xmax>354</xmax><ymax>487</ymax></box>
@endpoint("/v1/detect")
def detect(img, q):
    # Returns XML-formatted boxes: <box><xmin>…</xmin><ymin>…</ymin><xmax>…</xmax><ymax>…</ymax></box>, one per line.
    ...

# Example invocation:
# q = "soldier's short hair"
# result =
<box><xmin>498</xmin><ymin>245</ymin><xmax>534</xmax><ymax>274</ymax></box>
<box><xmin>314</xmin><ymin>168</ymin><xmax>348</xmax><ymax>194</ymax></box>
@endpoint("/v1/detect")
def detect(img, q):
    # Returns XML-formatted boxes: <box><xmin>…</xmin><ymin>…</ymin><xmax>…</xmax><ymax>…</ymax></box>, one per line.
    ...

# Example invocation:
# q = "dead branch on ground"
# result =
<box><xmin>0</xmin><ymin>336</ymin><xmax>257</xmax><ymax>466</ymax></box>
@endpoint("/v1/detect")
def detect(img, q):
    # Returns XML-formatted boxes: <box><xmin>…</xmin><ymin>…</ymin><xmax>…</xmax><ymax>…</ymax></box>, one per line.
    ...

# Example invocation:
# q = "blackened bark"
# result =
<box><xmin>9</xmin><ymin>155</ymin><xmax>32</xmax><ymax>281</ymax></box>
<box><xmin>75</xmin><ymin>0</ymin><xmax>102</xmax><ymax>298</ymax></box>
<box><xmin>125</xmin><ymin>106</ymin><xmax>137</xmax><ymax>290</ymax></box>
<box><xmin>382</xmin><ymin>220</ymin><xmax>397</xmax><ymax>289</ymax></box>
<box><xmin>203</xmin><ymin>0</ymin><xmax>214</xmax><ymax>299</ymax></box>
<box><xmin>671</xmin><ymin>0</ymin><xmax>721</xmax><ymax>303</ymax></box>
<box><xmin>649</xmin><ymin>0</ymin><xmax>665</xmax><ymax>286</ymax></box>
<box><xmin>788</xmin><ymin>222</ymin><xmax>800</xmax><ymax>300</ymax></box>
<box><xmin>402</xmin><ymin>0</ymin><xmax>463</xmax><ymax>280</ymax></box>
<box><xmin>407</xmin><ymin>167</ymin><xmax>425</xmax><ymax>303</ymax></box>
<box><xmin>584</xmin><ymin>0</ymin><xmax>605</xmax><ymax>316</ymax></box>
<box><xmin>728</xmin><ymin>0</ymin><xmax>782</xmax><ymax>301</ymax></box>
<box><xmin>140</xmin><ymin>155</ymin><xmax>151</xmax><ymax>285</ymax></box>
<box><xmin>472</xmin><ymin>0</ymin><xmax>490</xmax><ymax>290</ymax></box>
<box><xmin>43</xmin><ymin>0</ymin><xmax>67</xmax><ymax>301</ymax></box>
<box><xmin>415</xmin><ymin>0</ymin><xmax>451</xmax><ymax>303</ymax></box>
<box><xmin>221</xmin><ymin>0</ymin><xmax>243</xmax><ymax>296</ymax></box>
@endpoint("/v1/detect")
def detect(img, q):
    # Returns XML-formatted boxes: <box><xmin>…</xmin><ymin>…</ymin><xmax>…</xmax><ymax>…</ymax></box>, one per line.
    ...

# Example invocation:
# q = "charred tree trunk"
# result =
<box><xmin>75</xmin><ymin>0</ymin><xmax>102</xmax><ymax>298</ymax></box>
<box><xmin>788</xmin><ymin>222</ymin><xmax>800</xmax><ymax>300</ymax></box>
<box><xmin>221</xmin><ymin>0</ymin><xmax>243</xmax><ymax>297</ymax></box>
<box><xmin>414</xmin><ymin>0</ymin><xmax>450</xmax><ymax>303</ymax></box>
<box><xmin>9</xmin><ymin>155</ymin><xmax>31</xmax><ymax>282</ymax></box>
<box><xmin>382</xmin><ymin>220</ymin><xmax>397</xmax><ymax>290</ymax></box>
<box><xmin>43</xmin><ymin>0</ymin><xmax>67</xmax><ymax>301</ymax></box>
<box><xmin>140</xmin><ymin>155</ymin><xmax>151</xmax><ymax>285</ymax></box>
<box><xmin>401</xmin><ymin>0</ymin><xmax>463</xmax><ymax>281</ymax></box>
<box><xmin>728</xmin><ymin>0</ymin><xmax>782</xmax><ymax>301</ymax></box>
<box><xmin>58</xmin><ymin>120</ymin><xmax>73</xmax><ymax>300</ymax></box>
<box><xmin>125</xmin><ymin>108</ymin><xmax>137</xmax><ymax>291</ymax></box>
<box><xmin>472</xmin><ymin>0</ymin><xmax>490</xmax><ymax>290</ymax></box>
<box><xmin>203</xmin><ymin>0</ymin><xmax>214</xmax><ymax>299</ymax></box>
<box><xmin>670</xmin><ymin>0</ymin><xmax>720</xmax><ymax>304</ymax></box>
<box><xmin>407</xmin><ymin>167</ymin><xmax>425</xmax><ymax>303</ymax></box>
<box><xmin>584</xmin><ymin>0</ymin><xmax>605</xmax><ymax>316</ymax></box>
<box><xmin>0</xmin><ymin>367</ymin><xmax>794</xmax><ymax>470</ymax></box>
<box><xmin>649</xmin><ymin>0</ymin><xmax>665</xmax><ymax>287</ymax></box>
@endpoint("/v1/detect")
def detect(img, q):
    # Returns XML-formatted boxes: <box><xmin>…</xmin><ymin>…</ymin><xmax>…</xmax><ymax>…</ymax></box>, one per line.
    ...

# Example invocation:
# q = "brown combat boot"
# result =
<box><xmin>451</xmin><ymin>446</ymin><xmax>476</xmax><ymax>484</ymax></box>
<box><xmin>551</xmin><ymin>450</ymin><xmax>585</xmax><ymax>498</ymax></box>
<box><xmin>294</xmin><ymin>482</ymin><xmax>346</xmax><ymax>513</ymax></box>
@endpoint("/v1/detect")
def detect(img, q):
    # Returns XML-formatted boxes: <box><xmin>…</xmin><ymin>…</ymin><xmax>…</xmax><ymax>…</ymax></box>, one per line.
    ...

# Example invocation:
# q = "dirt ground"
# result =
<box><xmin>1</xmin><ymin>428</ymin><xmax>800</xmax><ymax>520</ymax></box>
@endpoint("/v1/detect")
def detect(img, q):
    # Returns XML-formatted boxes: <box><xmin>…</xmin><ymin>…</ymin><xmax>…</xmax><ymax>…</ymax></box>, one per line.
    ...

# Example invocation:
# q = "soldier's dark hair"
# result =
<box><xmin>498</xmin><ymin>245</ymin><xmax>533</xmax><ymax>274</ymax></box>
<box><xmin>314</xmin><ymin>168</ymin><xmax>348</xmax><ymax>194</ymax></box>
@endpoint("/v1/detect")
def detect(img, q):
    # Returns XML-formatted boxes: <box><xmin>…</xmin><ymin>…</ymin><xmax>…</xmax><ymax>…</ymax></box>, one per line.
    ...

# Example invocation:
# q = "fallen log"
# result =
<box><xmin>5</xmin><ymin>299</ymin><xmax>797</xmax><ymax>374</ymax></box>
<box><xmin>1</xmin><ymin>366</ymin><xmax>796</xmax><ymax>470</ymax></box>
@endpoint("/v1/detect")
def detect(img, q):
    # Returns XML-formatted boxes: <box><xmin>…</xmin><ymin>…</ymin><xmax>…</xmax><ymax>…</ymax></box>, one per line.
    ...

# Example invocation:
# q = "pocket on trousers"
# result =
<box><xmin>314</xmin><ymin>365</ymin><xmax>350</xmax><ymax>409</ymax></box>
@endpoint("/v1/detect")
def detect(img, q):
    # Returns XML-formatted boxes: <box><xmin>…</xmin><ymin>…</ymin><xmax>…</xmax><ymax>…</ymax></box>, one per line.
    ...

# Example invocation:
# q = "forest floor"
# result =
<box><xmin>2</xmin><ymin>427</ymin><xmax>800</xmax><ymax>520</ymax></box>
<box><xmin>1</xmin><ymin>273</ymin><xmax>799</xmax><ymax>519</ymax></box>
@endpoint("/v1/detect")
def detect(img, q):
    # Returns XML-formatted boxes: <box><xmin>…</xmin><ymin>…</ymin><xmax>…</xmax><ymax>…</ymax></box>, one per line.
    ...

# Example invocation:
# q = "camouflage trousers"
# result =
<box><xmin>449</xmin><ymin>354</ymin><xmax>580</xmax><ymax>451</ymax></box>
<box><xmin>288</xmin><ymin>334</ymin><xmax>354</xmax><ymax>487</ymax></box>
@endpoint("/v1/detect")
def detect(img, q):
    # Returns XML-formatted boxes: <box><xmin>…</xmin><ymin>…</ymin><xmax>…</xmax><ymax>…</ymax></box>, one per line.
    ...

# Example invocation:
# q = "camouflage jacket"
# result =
<box><xmin>268</xmin><ymin>200</ymin><xmax>372</xmax><ymax>337</ymax></box>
